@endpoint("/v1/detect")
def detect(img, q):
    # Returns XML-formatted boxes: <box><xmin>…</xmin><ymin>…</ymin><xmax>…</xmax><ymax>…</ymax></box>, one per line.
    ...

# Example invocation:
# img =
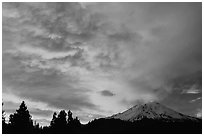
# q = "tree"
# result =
<box><xmin>49</xmin><ymin>110</ymin><xmax>68</xmax><ymax>133</ymax></box>
<box><xmin>2</xmin><ymin>102</ymin><xmax>7</xmax><ymax>133</ymax></box>
<box><xmin>2</xmin><ymin>103</ymin><xmax>6</xmax><ymax>124</ymax></box>
<box><xmin>73</xmin><ymin>117</ymin><xmax>80</xmax><ymax>124</ymax></box>
<box><xmin>9</xmin><ymin>101</ymin><xmax>33</xmax><ymax>133</ymax></box>
<box><xmin>56</xmin><ymin>110</ymin><xmax>67</xmax><ymax>127</ymax></box>
<box><xmin>67</xmin><ymin>110</ymin><xmax>81</xmax><ymax>132</ymax></box>
<box><xmin>33</xmin><ymin>120</ymin><xmax>42</xmax><ymax>133</ymax></box>
<box><xmin>72</xmin><ymin>116</ymin><xmax>81</xmax><ymax>128</ymax></box>
<box><xmin>50</xmin><ymin>112</ymin><xmax>57</xmax><ymax>128</ymax></box>
<box><xmin>67</xmin><ymin>110</ymin><xmax>73</xmax><ymax>124</ymax></box>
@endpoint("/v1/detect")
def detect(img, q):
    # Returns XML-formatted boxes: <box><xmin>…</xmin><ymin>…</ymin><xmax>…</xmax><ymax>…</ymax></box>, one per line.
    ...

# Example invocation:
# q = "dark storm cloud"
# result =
<box><xmin>100</xmin><ymin>90</ymin><xmax>115</xmax><ymax>97</ymax></box>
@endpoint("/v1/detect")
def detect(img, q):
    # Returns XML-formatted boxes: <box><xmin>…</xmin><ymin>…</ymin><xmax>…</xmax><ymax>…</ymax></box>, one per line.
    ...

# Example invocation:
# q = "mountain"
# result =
<box><xmin>85</xmin><ymin>101</ymin><xmax>201</xmax><ymax>134</ymax></box>
<box><xmin>108</xmin><ymin>101</ymin><xmax>200</xmax><ymax>122</ymax></box>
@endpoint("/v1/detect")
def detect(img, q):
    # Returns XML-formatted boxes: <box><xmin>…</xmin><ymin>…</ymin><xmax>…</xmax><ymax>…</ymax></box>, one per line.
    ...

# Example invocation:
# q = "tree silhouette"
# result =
<box><xmin>67</xmin><ymin>110</ymin><xmax>73</xmax><ymax>124</ymax></box>
<box><xmin>8</xmin><ymin>101</ymin><xmax>34</xmax><ymax>133</ymax></box>
<box><xmin>56</xmin><ymin>110</ymin><xmax>67</xmax><ymax>130</ymax></box>
<box><xmin>72</xmin><ymin>116</ymin><xmax>81</xmax><ymax>128</ymax></box>
<box><xmin>49</xmin><ymin>110</ymin><xmax>67</xmax><ymax>133</ymax></box>
<box><xmin>67</xmin><ymin>110</ymin><xmax>81</xmax><ymax>132</ymax></box>
<box><xmin>73</xmin><ymin>117</ymin><xmax>80</xmax><ymax>125</ymax></box>
<box><xmin>33</xmin><ymin>120</ymin><xmax>42</xmax><ymax>133</ymax></box>
<box><xmin>50</xmin><ymin>112</ymin><xmax>57</xmax><ymax>128</ymax></box>
<box><xmin>57</xmin><ymin>110</ymin><xmax>67</xmax><ymax>126</ymax></box>
<box><xmin>2</xmin><ymin>102</ymin><xmax>7</xmax><ymax>133</ymax></box>
<box><xmin>2</xmin><ymin>103</ymin><xmax>6</xmax><ymax>124</ymax></box>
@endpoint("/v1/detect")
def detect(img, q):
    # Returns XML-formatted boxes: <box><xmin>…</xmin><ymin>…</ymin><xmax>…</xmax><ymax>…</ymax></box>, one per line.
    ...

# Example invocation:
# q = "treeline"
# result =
<box><xmin>2</xmin><ymin>101</ymin><xmax>202</xmax><ymax>134</ymax></box>
<box><xmin>2</xmin><ymin>101</ymin><xmax>83</xmax><ymax>134</ymax></box>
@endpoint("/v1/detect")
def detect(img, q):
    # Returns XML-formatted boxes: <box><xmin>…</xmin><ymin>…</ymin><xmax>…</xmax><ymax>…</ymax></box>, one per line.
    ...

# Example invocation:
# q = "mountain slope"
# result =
<box><xmin>108</xmin><ymin>102</ymin><xmax>199</xmax><ymax>122</ymax></box>
<box><xmin>86</xmin><ymin>101</ymin><xmax>201</xmax><ymax>133</ymax></box>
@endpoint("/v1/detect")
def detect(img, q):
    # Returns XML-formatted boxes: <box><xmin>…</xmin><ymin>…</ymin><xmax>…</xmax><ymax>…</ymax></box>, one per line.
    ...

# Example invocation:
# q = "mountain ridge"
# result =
<box><xmin>107</xmin><ymin>101</ymin><xmax>200</xmax><ymax>122</ymax></box>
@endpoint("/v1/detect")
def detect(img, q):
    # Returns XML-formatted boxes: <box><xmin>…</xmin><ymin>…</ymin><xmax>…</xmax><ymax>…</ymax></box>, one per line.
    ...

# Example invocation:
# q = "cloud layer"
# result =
<box><xmin>3</xmin><ymin>2</ymin><xmax>202</xmax><ymax>125</ymax></box>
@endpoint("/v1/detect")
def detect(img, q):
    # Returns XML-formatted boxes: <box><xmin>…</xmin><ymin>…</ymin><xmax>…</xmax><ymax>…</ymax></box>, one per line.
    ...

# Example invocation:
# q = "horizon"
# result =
<box><xmin>2</xmin><ymin>2</ymin><xmax>202</xmax><ymax>127</ymax></box>
<box><xmin>3</xmin><ymin>100</ymin><xmax>202</xmax><ymax>127</ymax></box>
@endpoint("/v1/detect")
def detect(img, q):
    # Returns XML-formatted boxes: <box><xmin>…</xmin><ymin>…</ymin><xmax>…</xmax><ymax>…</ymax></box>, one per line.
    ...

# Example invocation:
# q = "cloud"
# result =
<box><xmin>30</xmin><ymin>108</ymin><xmax>54</xmax><ymax>117</ymax></box>
<box><xmin>3</xmin><ymin>52</ymin><xmax>99</xmax><ymax>112</ymax></box>
<box><xmin>181</xmin><ymin>82</ymin><xmax>201</xmax><ymax>94</ymax></box>
<box><xmin>100</xmin><ymin>90</ymin><xmax>115</xmax><ymax>97</ymax></box>
<box><xmin>107</xmin><ymin>25</ymin><xmax>143</xmax><ymax>42</ymax></box>
<box><xmin>183</xmin><ymin>89</ymin><xmax>201</xmax><ymax>94</ymax></box>
<box><xmin>17</xmin><ymin>46</ymin><xmax>78</xmax><ymax>60</ymax></box>
<box><xmin>5</xmin><ymin>103</ymin><xmax>53</xmax><ymax>119</ymax></box>
<box><xmin>195</xmin><ymin>109</ymin><xmax>202</xmax><ymax>118</ymax></box>
<box><xmin>160</xmin><ymin>89</ymin><xmax>201</xmax><ymax>117</ymax></box>
<box><xmin>189</xmin><ymin>97</ymin><xmax>201</xmax><ymax>103</ymax></box>
<box><xmin>3</xmin><ymin>2</ymin><xmax>202</xmax><ymax>125</ymax></box>
<box><xmin>27</xmin><ymin>93</ymin><xmax>99</xmax><ymax>111</ymax></box>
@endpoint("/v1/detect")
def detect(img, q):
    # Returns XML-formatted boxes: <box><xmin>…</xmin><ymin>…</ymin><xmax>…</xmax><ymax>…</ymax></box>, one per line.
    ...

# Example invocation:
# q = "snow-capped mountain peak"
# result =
<box><xmin>108</xmin><ymin>102</ymin><xmax>199</xmax><ymax>122</ymax></box>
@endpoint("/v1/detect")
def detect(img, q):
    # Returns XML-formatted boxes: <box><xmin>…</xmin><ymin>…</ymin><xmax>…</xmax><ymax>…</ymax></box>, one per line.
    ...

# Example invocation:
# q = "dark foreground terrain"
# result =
<box><xmin>3</xmin><ymin>118</ymin><xmax>202</xmax><ymax>134</ymax></box>
<box><xmin>83</xmin><ymin>118</ymin><xmax>202</xmax><ymax>134</ymax></box>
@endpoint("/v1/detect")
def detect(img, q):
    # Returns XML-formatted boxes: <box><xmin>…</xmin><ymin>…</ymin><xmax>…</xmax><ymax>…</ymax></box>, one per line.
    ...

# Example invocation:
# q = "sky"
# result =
<box><xmin>2</xmin><ymin>2</ymin><xmax>202</xmax><ymax>126</ymax></box>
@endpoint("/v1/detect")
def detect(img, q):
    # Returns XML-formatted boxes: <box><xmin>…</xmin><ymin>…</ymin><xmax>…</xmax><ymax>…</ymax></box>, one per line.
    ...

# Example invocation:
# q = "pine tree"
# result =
<box><xmin>67</xmin><ymin>110</ymin><xmax>73</xmax><ymax>124</ymax></box>
<box><xmin>9</xmin><ymin>101</ymin><xmax>33</xmax><ymax>133</ymax></box>
<box><xmin>73</xmin><ymin>116</ymin><xmax>81</xmax><ymax>128</ymax></box>
<box><xmin>67</xmin><ymin>110</ymin><xmax>81</xmax><ymax>132</ymax></box>
<box><xmin>33</xmin><ymin>120</ymin><xmax>41</xmax><ymax>133</ymax></box>
<box><xmin>50</xmin><ymin>112</ymin><xmax>57</xmax><ymax>128</ymax></box>
<box><xmin>57</xmin><ymin>110</ymin><xmax>67</xmax><ymax>127</ymax></box>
